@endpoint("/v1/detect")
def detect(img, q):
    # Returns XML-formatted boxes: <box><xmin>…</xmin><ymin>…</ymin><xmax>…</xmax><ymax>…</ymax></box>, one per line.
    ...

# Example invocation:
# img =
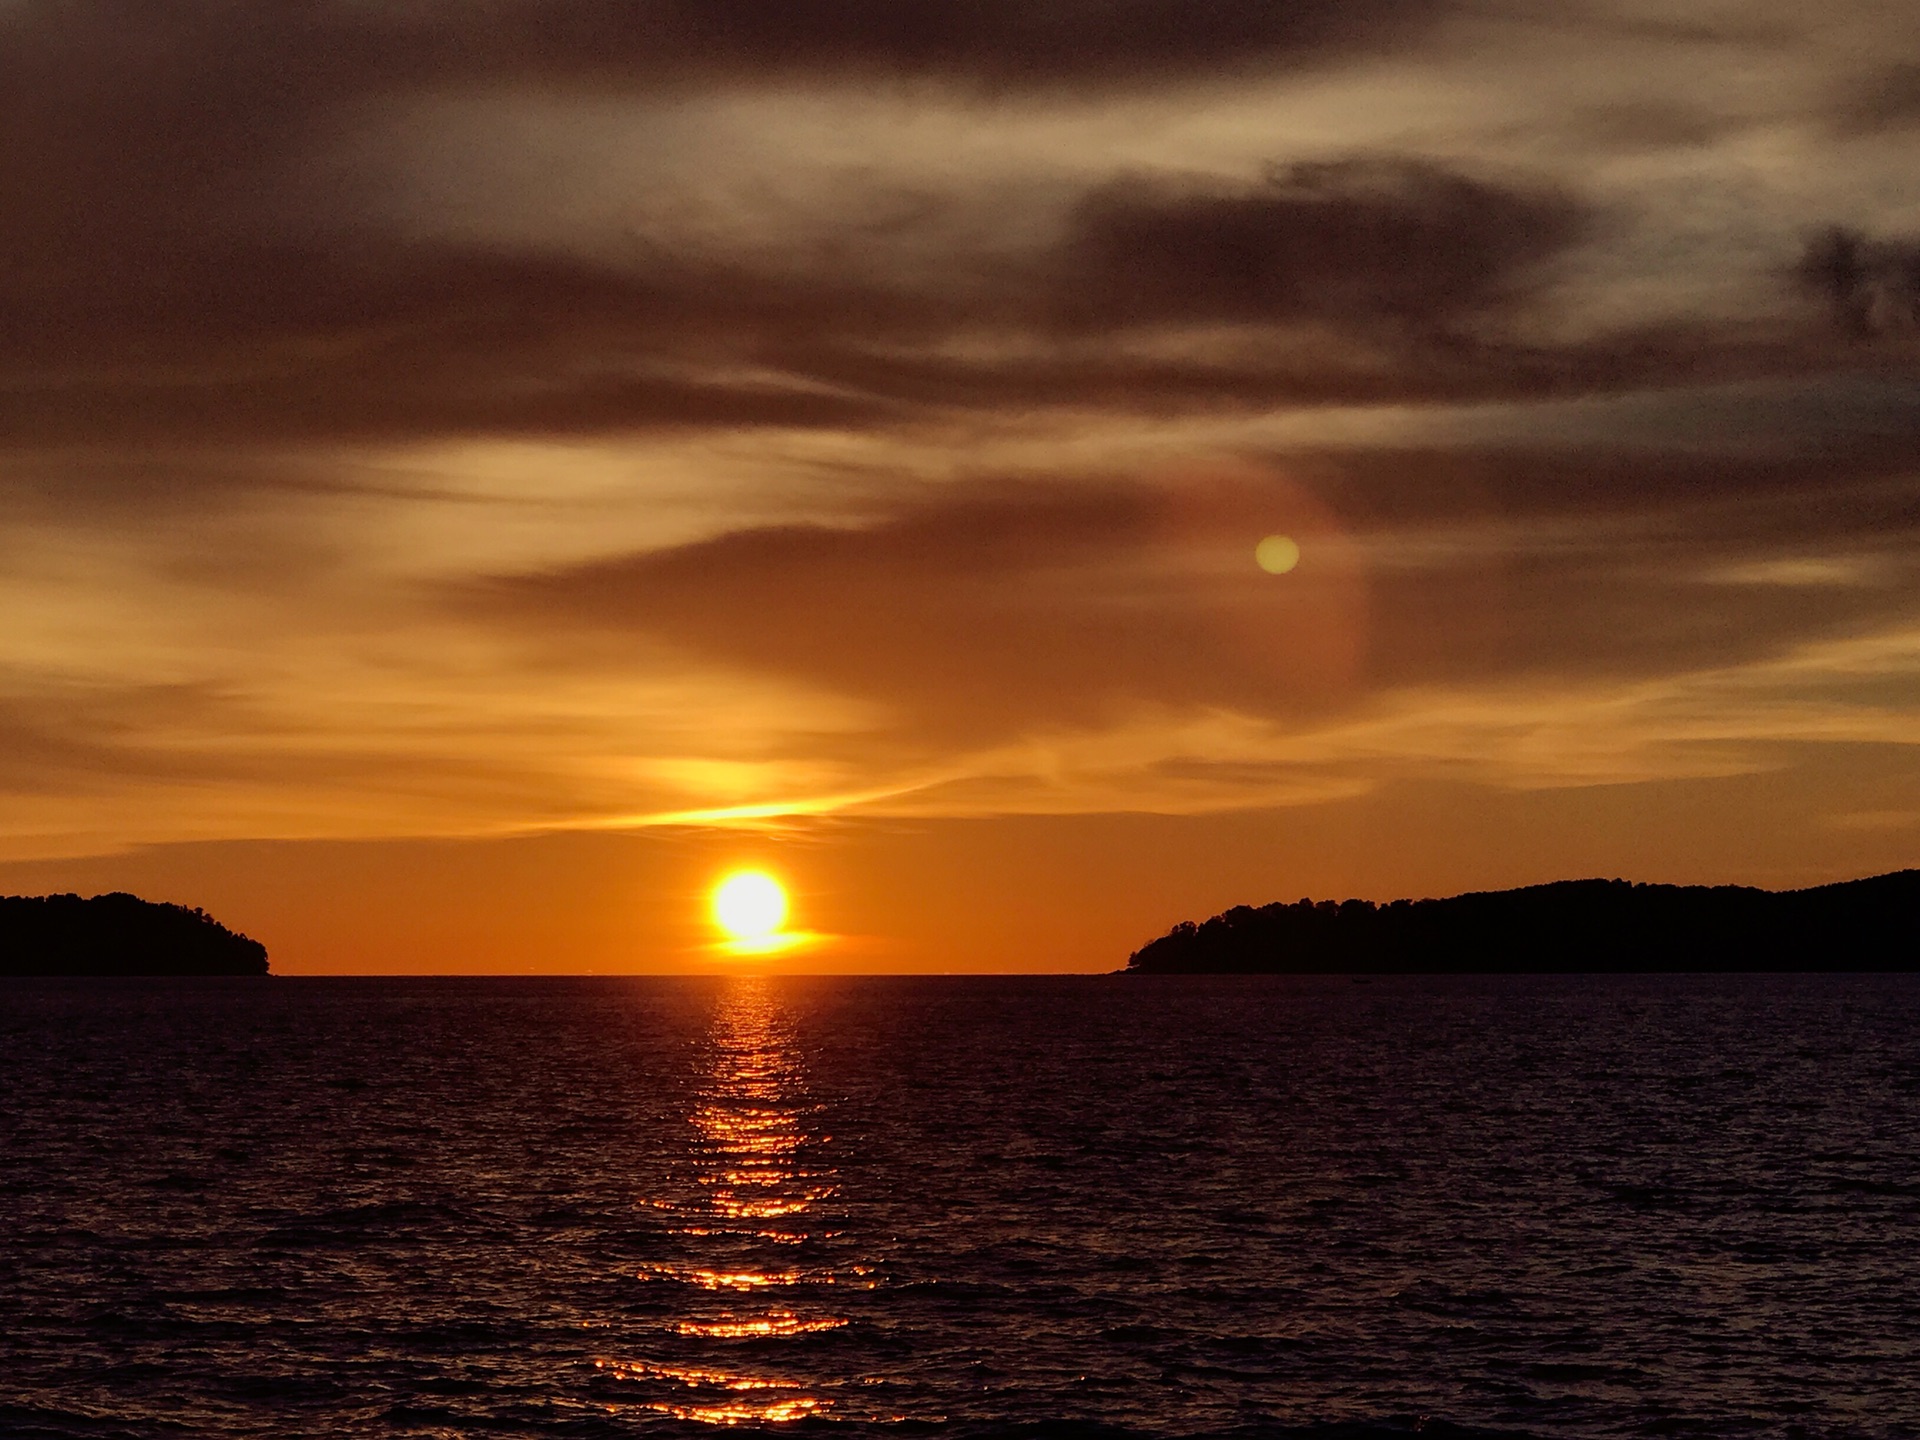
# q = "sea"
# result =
<box><xmin>3</xmin><ymin>974</ymin><xmax>1918</xmax><ymax>1440</ymax></box>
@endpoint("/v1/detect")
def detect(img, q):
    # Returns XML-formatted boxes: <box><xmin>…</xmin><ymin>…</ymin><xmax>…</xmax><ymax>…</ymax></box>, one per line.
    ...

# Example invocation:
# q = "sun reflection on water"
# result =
<box><xmin>597</xmin><ymin>978</ymin><xmax>861</xmax><ymax>1425</ymax></box>
<box><xmin>672</xmin><ymin>1312</ymin><xmax>850</xmax><ymax>1339</ymax></box>
<box><xmin>595</xmin><ymin>1359</ymin><xmax>805</xmax><ymax>1390</ymax></box>
<box><xmin>652</xmin><ymin>1398</ymin><xmax>828</xmax><ymax>1424</ymax></box>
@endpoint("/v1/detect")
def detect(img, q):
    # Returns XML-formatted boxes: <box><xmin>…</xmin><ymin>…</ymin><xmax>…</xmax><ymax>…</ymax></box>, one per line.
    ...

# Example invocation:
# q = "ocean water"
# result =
<box><xmin>3</xmin><ymin>974</ymin><xmax>1918</xmax><ymax>1440</ymax></box>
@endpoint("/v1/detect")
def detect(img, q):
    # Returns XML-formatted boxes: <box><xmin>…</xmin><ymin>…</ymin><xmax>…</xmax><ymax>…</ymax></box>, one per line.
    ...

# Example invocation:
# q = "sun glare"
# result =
<box><xmin>712</xmin><ymin>870</ymin><xmax>790</xmax><ymax>947</ymax></box>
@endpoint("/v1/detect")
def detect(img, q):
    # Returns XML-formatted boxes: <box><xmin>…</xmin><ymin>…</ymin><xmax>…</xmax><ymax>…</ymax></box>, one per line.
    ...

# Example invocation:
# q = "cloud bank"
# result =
<box><xmin>2</xmin><ymin>0</ymin><xmax>1919</xmax><ymax>863</ymax></box>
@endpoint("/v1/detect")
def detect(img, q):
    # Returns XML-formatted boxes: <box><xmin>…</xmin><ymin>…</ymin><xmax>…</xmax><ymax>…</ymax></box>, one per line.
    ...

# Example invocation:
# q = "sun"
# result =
<box><xmin>711</xmin><ymin>870</ymin><xmax>789</xmax><ymax>945</ymax></box>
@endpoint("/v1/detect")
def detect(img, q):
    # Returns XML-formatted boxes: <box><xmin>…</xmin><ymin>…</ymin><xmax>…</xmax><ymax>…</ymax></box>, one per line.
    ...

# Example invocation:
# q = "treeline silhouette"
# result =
<box><xmin>0</xmin><ymin>893</ymin><xmax>269</xmax><ymax>976</ymax></box>
<box><xmin>1127</xmin><ymin>872</ymin><xmax>1920</xmax><ymax>973</ymax></box>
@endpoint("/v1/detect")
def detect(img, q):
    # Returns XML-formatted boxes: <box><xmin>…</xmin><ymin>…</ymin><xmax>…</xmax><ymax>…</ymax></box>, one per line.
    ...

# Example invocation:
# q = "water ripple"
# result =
<box><xmin>4</xmin><ymin>973</ymin><xmax>1920</xmax><ymax>1438</ymax></box>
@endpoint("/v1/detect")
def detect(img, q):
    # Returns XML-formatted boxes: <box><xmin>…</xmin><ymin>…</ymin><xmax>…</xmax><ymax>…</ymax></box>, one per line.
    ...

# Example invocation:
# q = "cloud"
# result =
<box><xmin>0</xmin><ymin>684</ymin><xmax>235</xmax><ymax>795</ymax></box>
<box><xmin>7</xmin><ymin>437</ymin><xmax>1920</xmax><ymax>846</ymax></box>
<box><xmin>1052</xmin><ymin>160</ymin><xmax>1587</xmax><ymax>332</ymax></box>
<box><xmin>474</xmin><ymin>0</ymin><xmax>1445</xmax><ymax>86</ymax></box>
<box><xmin>0</xmin><ymin>238</ymin><xmax>923</xmax><ymax>442</ymax></box>
<box><xmin>6</xmin><ymin>126</ymin><xmax>1596</xmax><ymax>440</ymax></box>
<box><xmin>1797</xmin><ymin>226</ymin><xmax>1920</xmax><ymax>339</ymax></box>
<box><xmin>470</xmin><ymin>441</ymin><xmax>1920</xmax><ymax>748</ymax></box>
<box><xmin>0</xmin><ymin>0</ymin><xmax>1449</xmax><ymax>284</ymax></box>
<box><xmin>1</xmin><ymin>0</ymin><xmax>1449</xmax><ymax>108</ymax></box>
<box><xmin>471</xmin><ymin>472</ymin><xmax>1374</xmax><ymax>741</ymax></box>
<box><xmin>1828</xmin><ymin>62</ymin><xmax>1920</xmax><ymax>135</ymax></box>
<box><xmin>8</xmin><ymin>0</ymin><xmax>1920</xmax><ymax>879</ymax></box>
<box><xmin>8</xmin><ymin>0</ymin><xmax>1920</xmax><ymax>467</ymax></box>
<box><xmin>1</xmin><ymin>0</ymin><xmax>1896</xmax><ymax>451</ymax></box>
<box><xmin>1299</xmin><ymin>440</ymin><xmax>1920</xmax><ymax>691</ymax></box>
<box><xmin>1</xmin><ymin>138</ymin><xmax>1771</xmax><ymax>447</ymax></box>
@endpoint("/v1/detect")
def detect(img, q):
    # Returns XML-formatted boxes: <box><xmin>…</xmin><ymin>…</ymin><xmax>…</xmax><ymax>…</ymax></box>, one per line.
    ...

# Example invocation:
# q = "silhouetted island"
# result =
<box><xmin>1127</xmin><ymin>872</ymin><xmax>1920</xmax><ymax>973</ymax></box>
<box><xmin>0</xmin><ymin>893</ymin><xmax>269</xmax><ymax>976</ymax></box>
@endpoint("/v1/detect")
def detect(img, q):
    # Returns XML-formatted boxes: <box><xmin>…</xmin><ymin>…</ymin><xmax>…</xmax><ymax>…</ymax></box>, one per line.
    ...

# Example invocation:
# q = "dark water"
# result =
<box><xmin>4</xmin><ymin>975</ymin><xmax>1919</xmax><ymax>1440</ymax></box>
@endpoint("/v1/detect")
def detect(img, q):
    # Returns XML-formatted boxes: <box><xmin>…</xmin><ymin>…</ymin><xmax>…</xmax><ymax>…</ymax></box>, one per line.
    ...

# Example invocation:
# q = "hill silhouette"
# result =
<box><xmin>1127</xmin><ymin>871</ymin><xmax>1920</xmax><ymax>973</ymax></box>
<box><xmin>0</xmin><ymin>893</ymin><xmax>270</xmax><ymax>976</ymax></box>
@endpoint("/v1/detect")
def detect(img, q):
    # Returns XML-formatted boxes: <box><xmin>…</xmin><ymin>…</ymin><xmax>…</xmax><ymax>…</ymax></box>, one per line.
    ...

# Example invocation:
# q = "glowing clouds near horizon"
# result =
<box><xmin>1255</xmin><ymin>534</ymin><xmax>1301</xmax><ymax>574</ymax></box>
<box><xmin>711</xmin><ymin>870</ymin><xmax>801</xmax><ymax>955</ymax></box>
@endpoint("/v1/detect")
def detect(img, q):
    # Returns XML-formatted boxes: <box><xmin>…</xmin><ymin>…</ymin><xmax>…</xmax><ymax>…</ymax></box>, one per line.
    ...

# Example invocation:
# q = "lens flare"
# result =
<box><xmin>1255</xmin><ymin>533</ymin><xmax>1301</xmax><ymax>574</ymax></box>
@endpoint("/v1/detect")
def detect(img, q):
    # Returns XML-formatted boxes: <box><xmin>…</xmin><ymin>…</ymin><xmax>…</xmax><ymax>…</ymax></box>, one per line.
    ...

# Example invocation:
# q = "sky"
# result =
<box><xmin>3</xmin><ymin>0</ymin><xmax>1920</xmax><ymax>972</ymax></box>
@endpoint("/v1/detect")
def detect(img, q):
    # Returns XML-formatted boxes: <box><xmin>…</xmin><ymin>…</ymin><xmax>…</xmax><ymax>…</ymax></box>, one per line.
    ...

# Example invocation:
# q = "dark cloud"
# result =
<box><xmin>0</xmin><ymin>211</ymin><xmax>1885</xmax><ymax>449</ymax></box>
<box><xmin>1558</xmin><ymin>102</ymin><xmax>1735</xmax><ymax>151</ymax></box>
<box><xmin>0</xmin><ymin>147</ymin><xmax>1708</xmax><ymax>444</ymax></box>
<box><xmin>1053</xmin><ymin>160</ymin><xmax>1587</xmax><ymax>331</ymax></box>
<box><xmin>472</xmin><ymin>0</ymin><xmax>1444</xmax><ymax>86</ymax></box>
<box><xmin>0</xmin><ymin>241</ymin><xmax>915</xmax><ymax>442</ymax></box>
<box><xmin>470</xmin><ymin>446</ymin><xmax>1920</xmax><ymax>743</ymax></box>
<box><xmin>0</xmin><ymin>0</ymin><xmax>1886</xmax><ymax>450</ymax></box>
<box><xmin>0</xmin><ymin>0</ymin><xmax>1445</xmax><ymax>267</ymax></box>
<box><xmin>1</xmin><ymin>0</ymin><xmax>1446</xmax><ymax>104</ymax></box>
<box><xmin>1828</xmin><ymin>63</ymin><xmax>1920</xmax><ymax>135</ymax></box>
<box><xmin>0</xmin><ymin>0</ymin><xmax>1450</xmax><ymax>434</ymax></box>
<box><xmin>1798</xmin><ymin>227</ymin><xmax>1920</xmax><ymax>339</ymax></box>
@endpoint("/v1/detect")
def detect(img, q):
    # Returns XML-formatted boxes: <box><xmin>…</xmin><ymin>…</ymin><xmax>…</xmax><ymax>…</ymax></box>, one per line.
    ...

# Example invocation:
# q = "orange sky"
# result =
<box><xmin>3</xmin><ymin>2</ymin><xmax>1919</xmax><ymax>970</ymax></box>
<box><xmin>6</xmin><ymin>754</ymin><xmax>1920</xmax><ymax>973</ymax></box>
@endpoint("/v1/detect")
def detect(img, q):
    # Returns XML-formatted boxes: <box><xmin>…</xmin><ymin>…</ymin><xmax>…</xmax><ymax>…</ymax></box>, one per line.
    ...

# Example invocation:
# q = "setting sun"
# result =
<box><xmin>712</xmin><ymin>870</ymin><xmax>790</xmax><ymax>944</ymax></box>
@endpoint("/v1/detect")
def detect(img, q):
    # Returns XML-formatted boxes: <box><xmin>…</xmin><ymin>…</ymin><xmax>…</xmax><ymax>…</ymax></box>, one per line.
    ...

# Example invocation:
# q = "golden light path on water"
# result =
<box><xmin>596</xmin><ymin>978</ymin><xmax>893</xmax><ymax>1425</ymax></box>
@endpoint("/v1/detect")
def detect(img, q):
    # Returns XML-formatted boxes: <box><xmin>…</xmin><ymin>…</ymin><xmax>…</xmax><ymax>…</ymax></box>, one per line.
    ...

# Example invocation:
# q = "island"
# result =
<box><xmin>0</xmin><ymin>892</ymin><xmax>270</xmax><ymax>976</ymax></box>
<box><xmin>1126</xmin><ymin>871</ymin><xmax>1920</xmax><ymax>973</ymax></box>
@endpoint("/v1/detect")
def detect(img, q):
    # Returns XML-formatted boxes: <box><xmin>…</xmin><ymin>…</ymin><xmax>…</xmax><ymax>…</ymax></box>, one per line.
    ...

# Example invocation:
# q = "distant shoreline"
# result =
<box><xmin>1126</xmin><ymin>871</ymin><xmax>1920</xmax><ymax>974</ymax></box>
